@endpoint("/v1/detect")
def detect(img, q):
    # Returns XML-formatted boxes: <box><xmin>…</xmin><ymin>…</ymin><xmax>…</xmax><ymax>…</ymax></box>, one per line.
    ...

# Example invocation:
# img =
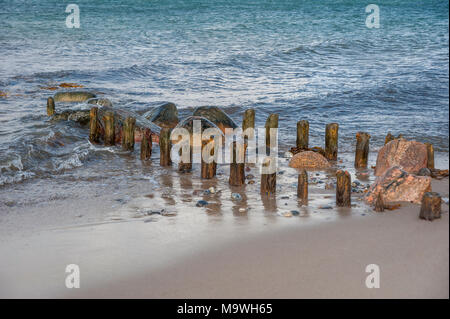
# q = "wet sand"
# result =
<box><xmin>0</xmin><ymin>178</ymin><xmax>447</xmax><ymax>299</ymax></box>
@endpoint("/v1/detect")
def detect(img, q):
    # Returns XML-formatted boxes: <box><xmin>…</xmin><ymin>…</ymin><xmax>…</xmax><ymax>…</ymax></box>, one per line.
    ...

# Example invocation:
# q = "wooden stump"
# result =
<box><xmin>297</xmin><ymin>169</ymin><xmax>308</xmax><ymax>204</ymax></box>
<box><xmin>201</xmin><ymin>139</ymin><xmax>216</xmax><ymax>179</ymax></box>
<box><xmin>260</xmin><ymin>157</ymin><xmax>276</xmax><ymax>194</ymax></box>
<box><xmin>419</xmin><ymin>192</ymin><xmax>441</xmax><ymax>221</ymax></box>
<box><xmin>229</xmin><ymin>141</ymin><xmax>245</xmax><ymax>186</ymax></box>
<box><xmin>425</xmin><ymin>143</ymin><xmax>435</xmax><ymax>170</ymax></box>
<box><xmin>373</xmin><ymin>192</ymin><xmax>385</xmax><ymax>212</ymax></box>
<box><xmin>265</xmin><ymin>113</ymin><xmax>279</xmax><ymax>150</ymax></box>
<box><xmin>140</xmin><ymin>128</ymin><xmax>152</xmax><ymax>161</ymax></box>
<box><xmin>178</xmin><ymin>146</ymin><xmax>192</xmax><ymax>172</ymax></box>
<box><xmin>103</xmin><ymin>111</ymin><xmax>115</xmax><ymax>146</ymax></box>
<box><xmin>296</xmin><ymin>120</ymin><xmax>309</xmax><ymax>150</ymax></box>
<box><xmin>89</xmin><ymin>107</ymin><xmax>100</xmax><ymax>143</ymax></box>
<box><xmin>242</xmin><ymin>109</ymin><xmax>255</xmax><ymax>141</ymax></box>
<box><xmin>159</xmin><ymin>127</ymin><xmax>172</xmax><ymax>166</ymax></box>
<box><xmin>355</xmin><ymin>132</ymin><xmax>370</xmax><ymax>169</ymax></box>
<box><xmin>336</xmin><ymin>170</ymin><xmax>351</xmax><ymax>207</ymax></box>
<box><xmin>325</xmin><ymin>123</ymin><xmax>339</xmax><ymax>161</ymax></box>
<box><xmin>122</xmin><ymin>117</ymin><xmax>136</xmax><ymax>151</ymax></box>
<box><xmin>47</xmin><ymin>97</ymin><xmax>55</xmax><ymax>116</ymax></box>
<box><xmin>385</xmin><ymin>132</ymin><xmax>403</xmax><ymax>145</ymax></box>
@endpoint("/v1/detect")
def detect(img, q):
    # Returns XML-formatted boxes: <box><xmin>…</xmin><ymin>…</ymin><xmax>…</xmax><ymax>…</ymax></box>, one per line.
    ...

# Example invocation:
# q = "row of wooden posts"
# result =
<box><xmin>47</xmin><ymin>97</ymin><xmax>437</xmax><ymax>210</ymax></box>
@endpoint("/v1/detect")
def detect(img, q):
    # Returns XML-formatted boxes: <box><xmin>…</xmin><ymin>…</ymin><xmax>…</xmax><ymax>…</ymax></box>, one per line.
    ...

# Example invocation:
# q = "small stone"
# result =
<box><xmin>284</xmin><ymin>151</ymin><xmax>293</xmax><ymax>158</ymax></box>
<box><xmin>281</xmin><ymin>196</ymin><xmax>289</xmax><ymax>199</ymax></box>
<box><xmin>203</xmin><ymin>189</ymin><xmax>211</xmax><ymax>195</ymax></box>
<box><xmin>231</xmin><ymin>193</ymin><xmax>242</xmax><ymax>201</ymax></box>
<box><xmin>290</xmin><ymin>210</ymin><xmax>300</xmax><ymax>216</ymax></box>
<box><xmin>319</xmin><ymin>205</ymin><xmax>333</xmax><ymax>209</ymax></box>
<box><xmin>196</xmin><ymin>200</ymin><xmax>208</xmax><ymax>207</ymax></box>
<box><xmin>282</xmin><ymin>211</ymin><xmax>293</xmax><ymax>217</ymax></box>
<box><xmin>279</xmin><ymin>170</ymin><xmax>285</xmax><ymax>175</ymax></box>
<box><xmin>208</xmin><ymin>187</ymin><xmax>216</xmax><ymax>194</ymax></box>
<box><xmin>248</xmin><ymin>180</ymin><xmax>255</xmax><ymax>185</ymax></box>
<box><xmin>246</xmin><ymin>174</ymin><xmax>255</xmax><ymax>180</ymax></box>
<box><xmin>245</xmin><ymin>167</ymin><xmax>251</xmax><ymax>172</ymax></box>
<box><xmin>238</xmin><ymin>207</ymin><xmax>247</xmax><ymax>213</ymax></box>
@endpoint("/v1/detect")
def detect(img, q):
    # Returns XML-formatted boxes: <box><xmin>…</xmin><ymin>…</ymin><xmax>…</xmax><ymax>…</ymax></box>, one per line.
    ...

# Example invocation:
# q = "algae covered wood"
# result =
<box><xmin>229</xmin><ymin>141</ymin><xmax>246</xmax><ymax>186</ymax></box>
<box><xmin>265</xmin><ymin>113</ymin><xmax>279</xmax><ymax>150</ymax></box>
<box><xmin>419</xmin><ymin>192</ymin><xmax>441</xmax><ymax>221</ymax></box>
<box><xmin>325</xmin><ymin>123</ymin><xmax>339</xmax><ymax>161</ymax></box>
<box><xmin>159</xmin><ymin>128</ymin><xmax>172</xmax><ymax>166</ymax></box>
<box><xmin>296</xmin><ymin>120</ymin><xmax>309</xmax><ymax>150</ymax></box>
<box><xmin>122</xmin><ymin>117</ymin><xmax>136</xmax><ymax>151</ymax></box>
<box><xmin>355</xmin><ymin>132</ymin><xmax>370</xmax><ymax>169</ymax></box>
<box><xmin>201</xmin><ymin>139</ymin><xmax>216</xmax><ymax>179</ymax></box>
<box><xmin>89</xmin><ymin>107</ymin><xmax>100</xmax><ymax>143</ymax></box>
<box><xmin>336</xmin><ymin>170</ymin><xmax>351</xmax><ymax>207</ymax></box>
<box><xmin>140</xmin><ymin>128</ymin><xmax>152</xmax><ymax>161</ymax></box>
<box><xmin>425</xmin><ymin>143</ymin><xmax>434</xmax><ymax>170</ymax></box>
<box><xmin>47</xmin><ymin>97</ymin><xmax>55</xmax><ymax>116</ymax></box>
<box><xmin>103</xmin><ymin>111</ymin><xmax>115</xmax><ymax>146</ymax></box>
<box><xmin>297</xmin><ymin>169</ymin><xmax>308</xmax><ymax>204</ymax></box>
<box><xmin>242</xmin><ymin>109</ymin><xmax>255</xmax><ymax>141</ymax></box>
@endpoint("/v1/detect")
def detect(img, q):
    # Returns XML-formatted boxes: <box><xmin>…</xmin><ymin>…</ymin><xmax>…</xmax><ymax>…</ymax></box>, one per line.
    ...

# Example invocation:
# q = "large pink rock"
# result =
<box><xmin>365</xmin><ymin>166</ymin><xmax>431</xmax><ymax>205</ymax></box>
<box><xmin>288</xmin><ymin>151</ymin><xmax>331</xmax><ymax>169</ymax></box>
<box><xmin>375</xmin><ymin>138</ymin><xmax>427</xmax><ymax>176</ymax></box>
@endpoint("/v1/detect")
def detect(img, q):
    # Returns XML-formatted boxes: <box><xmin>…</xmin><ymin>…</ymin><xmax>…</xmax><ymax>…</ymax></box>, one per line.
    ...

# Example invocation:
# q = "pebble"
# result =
<box><xmin>248</xmin><ymin>180</ymin><xmax>255</xmax><ymax>185</ymax></box>
<box><xmin>290</xmin><ymin>210</ymin><xmax>300</xmax><ymax>216</ymax></box>
<box><xmin>203</xmin><ymin>189</ymin><xmax>211</xmax><ymax>195</ymax></box>
<box><xmin>238</xmin><ymin>207</ymin><xmax>247</xmax><ymax>213</ymax></box>
<box><xmin>278</xmin><ymin>211</ymin><xmax>293</xmax><ymax>217</ymax></box>
<box><xmin>196</xmin><ymin>200</ymin><xmax>208</xmax><ymax>207</ymax></box>
<box><xmin>246</xmin><ymin>174</ymin><xmax>255</xmax><ymax>180</ymax></box>
<box><xmin>281</xmin><ymin>196</ymin><xmax>289</xmax><ymax>199</ymax></box>
<box><xmin>245</xmin><ymin>167</ymin><xmax>251</xmax><ymax>172</ymax></box>
<box><xmin>208</xmin><ymin>187</ymin><xmax>216</xmax><ymax>194</ymax></box>
<box><xmin>284</xmin><ymin>151</ymin><xmax>293</xmax><ymax>158</ymax></box>
<box><xmin>231</xmin><ymin>193</ymin><xmax>242</xmax><ymax>201</ymax></box>
<box><xmin>318</xmin><ymin>205</ymin><xmax>333</xmax><ymax>209</ymax></box>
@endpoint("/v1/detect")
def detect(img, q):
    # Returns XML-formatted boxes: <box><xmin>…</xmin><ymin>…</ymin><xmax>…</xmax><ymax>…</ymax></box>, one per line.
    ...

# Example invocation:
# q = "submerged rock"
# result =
<box><xmin>143</xmin><ymin>102</ymin><xmax>179</xmax><ymax>129</ymax></box>
<box><xmin>365</xmin><ymin>166</ymin><xmax>431</xmax><ymax>205</ymax></box>
<box><xmin>87</xmin><ymin>98</ymin><xmax>113</xmax><ymax>107</ymax></box>
<box><xmin>375</xmin><ymin>138</ymin><xmax>428</xmax><ymax>176</ymax></box>
<box><xmin>231</xmin><ymin>193</ymin><xmax>242</xmax><ymax>201</ymax></box>
<box><xmin>54</xmin><ymin>91</ymin><xmax>96</xmax><ymax>103</ymax></box>
<box><xmin>192</xmin><ymin>106</ymin><xmax>238</xmax><ymax>133</ymax></box>
<box><xmin>51</xmin><ymin>110</ymin><xmax>90</xmax><ymax>125</ymax></box>
<box><xmin>288</xmin><ymin>151</ymin><xmax>331</xmax><ymax>169</ymax></box>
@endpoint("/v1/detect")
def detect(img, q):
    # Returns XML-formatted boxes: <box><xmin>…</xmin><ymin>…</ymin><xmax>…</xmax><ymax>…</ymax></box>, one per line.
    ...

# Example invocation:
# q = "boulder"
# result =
<box><xmin>143</xmin><ymin>102</ymin><xmax>178</xmax><ymax>128</ymax></box>
<box><xmin>375</xmin><ymin>138</ymin><xmax>427</xmax><ymax>176</ymax></box>
<box><xmin>54</xmin><ymin>91</ymin><xmax>96</xmax><ymax>103</ymax></box>
<box><xmin>365</xmin><ymin>166</ymin><xmax>431</xmax><ymax>205</ymax></box>
<box><xmin>288</xmin><ymin>151</ymin><xmax>331</xmax><ymax>169</ymax></box>
<box><xmin>192</xmin><ymin>106</ymin><xmax>237</xmax><ymax>133</ymax></box>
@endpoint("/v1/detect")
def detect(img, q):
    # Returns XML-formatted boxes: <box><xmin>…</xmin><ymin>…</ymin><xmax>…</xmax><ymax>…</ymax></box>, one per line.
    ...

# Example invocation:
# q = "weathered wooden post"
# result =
<box><xmin>178</xmin><ymin>146</ymin><xmax>192</xmax><ymax>172</ymax></box>
<box><xmin>355</xmin><ymin>132</ymin><xmax>370</xmax><ymax>169</ymax></box>
<box><xmin>296</xmin><ymin>120</ymin><xmax>309</xmax><ymax>150</ymax></box>
<box><xmin>425</xmin><ymin>143</ymin><xmax>435</xmax><ymax>170</ymax></box>
<box><xmin>242</xmin><ymin>109</ymin><xmax>255</xmax><ymax>140</ymax></box>
<box><xmin>47</xmin><ymin>97</ymin><xmax>55</xmax><ymax>116</ymax></box>
<box><xmin>265</xmin><ymin>113</ymin><xmax>279</xmax><ymax>150</ymax></box>
<box><xmin>325</xmin><ymin>123</ymin><xmax>339</xmax><ymax>161</ymax></box>
<box><xmin>140</xmin><ymin>128</ymin><xmax>152</xmax><ymax>160</ymax></box>
<box><xmin>419</xmin><ymin>192</ymin><xmax>441</xmax><ymax>221</ymax></box>
<box><xmin>260</xmin><ymin>157</ymin><xmax>276</xmax><ymax>194</ymax></box>
<box><xmin>122</xmin><ymin>117</ymin><xmax>136</xmax><ymax>151</ymax></box>
<box><xmin>103</xmin><ymin>111</ymin><xmax>115</xmax><ymax>146</ymax></box>
<box><xmin>336</xmin><ymin>170</ymin><xmax>351</xmax><ymax>207</ymax></box>
<box><xmin>229</xmin><ymin>141</ymin><xmax>245</xmax><ymax>186</ymax></box>
<box><xmin>159</xmin><ymin>127</ymin><xmax>172</xmax><ymax>166</ymax></box>
<box><xmin>297</xmin><ymin>169</ymin><xmax>308</xmax><ymax>204</ymax></box>
<box><xmin>89</xmin><ymin>107</ymin><xmax>100</xmax><ymax>143</ymax></box>
<box><xmin>374</xmin><ymin>192</ymin><xmax>385</xmax><ymax>212</ymax></box>
<box><xmin>201</xmin><ymin>139</ymin><xmax>216</xmax><ymax>179</ymax></box>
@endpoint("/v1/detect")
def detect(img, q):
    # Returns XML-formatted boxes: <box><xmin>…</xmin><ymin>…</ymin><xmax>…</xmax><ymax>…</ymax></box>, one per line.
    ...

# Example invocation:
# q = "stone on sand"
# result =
<box><xmin>288</xmin><ymin>151</ymin><xmax>331</xmax><ymax>169</ymax></box>
<box><xmin>365</xmin><ymin>166</ymin><xmax>431</xmax><ymax>205</ymax></box>
<box><xmin>374</xmin><ymin>138</ymin><xmax>428</xmax><ymax>176</ymax></box>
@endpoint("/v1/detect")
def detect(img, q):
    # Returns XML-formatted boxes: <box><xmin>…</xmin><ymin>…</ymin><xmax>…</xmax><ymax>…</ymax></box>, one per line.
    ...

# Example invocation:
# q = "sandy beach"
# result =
<box><xmin>0</xmin><ymin>178</ymin><xmax>447</xmax><ymax>299</ymax></box>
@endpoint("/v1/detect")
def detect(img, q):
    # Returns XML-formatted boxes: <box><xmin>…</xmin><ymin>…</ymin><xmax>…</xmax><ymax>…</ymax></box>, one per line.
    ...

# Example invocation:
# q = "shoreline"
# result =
<box><xmin>0</xmin><ymin>178</ymin><xmax>447</xmax><ymax>298</ymax></box>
